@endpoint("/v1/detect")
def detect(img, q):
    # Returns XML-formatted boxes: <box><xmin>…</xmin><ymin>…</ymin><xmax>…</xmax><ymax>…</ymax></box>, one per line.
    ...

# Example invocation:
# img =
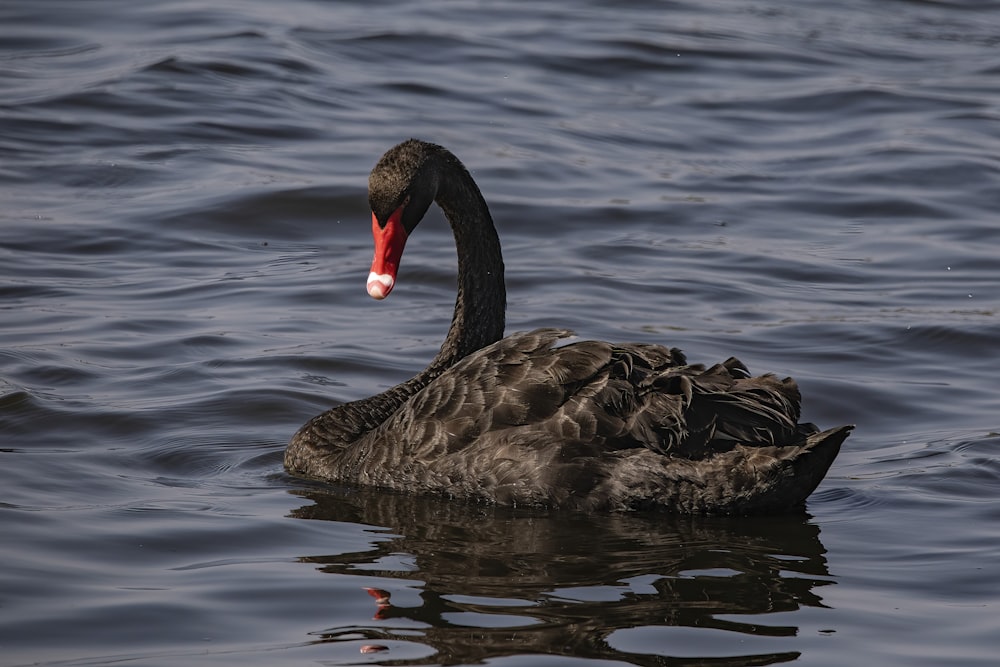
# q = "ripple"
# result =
<box><xmin>3</xmin><ymin>0</ymin><xmax>1000</xmax><ymax>665</ymax></box>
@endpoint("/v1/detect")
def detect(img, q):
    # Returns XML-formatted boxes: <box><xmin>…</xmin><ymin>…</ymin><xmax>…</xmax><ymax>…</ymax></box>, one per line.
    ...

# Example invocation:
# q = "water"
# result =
<box><xmin>2</xmin><ymin>0</ymin><xmax>999</xmax><ymax>664</ymax></box>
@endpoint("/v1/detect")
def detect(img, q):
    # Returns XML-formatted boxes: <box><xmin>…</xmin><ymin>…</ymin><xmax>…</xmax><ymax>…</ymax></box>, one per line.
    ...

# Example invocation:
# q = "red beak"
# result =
<box><xmin>367</xmin><ymin>204</ymin><xmax>408</xmax><ymax>299</ymax></box>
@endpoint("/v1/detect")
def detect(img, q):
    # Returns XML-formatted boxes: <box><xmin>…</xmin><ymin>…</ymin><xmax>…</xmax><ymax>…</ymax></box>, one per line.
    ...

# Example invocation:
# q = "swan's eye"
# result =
<box><xmin>401</xmin><ymin>195</ymin><xmax>411</xmax><ymax>209</ymax></box>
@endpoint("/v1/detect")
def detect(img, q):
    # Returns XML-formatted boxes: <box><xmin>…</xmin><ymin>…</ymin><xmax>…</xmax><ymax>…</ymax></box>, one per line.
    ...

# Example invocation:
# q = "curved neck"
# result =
<box><xmin>349</xmin><ymin>151</ymin><xmax>505</xmax><ymax>432</ymax></box>
<box><xmin>432</xmin><ymin>151</ymin><xmax>506</xmax><ymax>367</ymax></box>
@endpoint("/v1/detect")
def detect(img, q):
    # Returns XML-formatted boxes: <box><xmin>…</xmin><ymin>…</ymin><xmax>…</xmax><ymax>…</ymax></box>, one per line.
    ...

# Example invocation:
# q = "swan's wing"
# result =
<box><xmin>386</xmin><ymin>328</ymin><xmax>807</xmax><ymax>461</ymax></box>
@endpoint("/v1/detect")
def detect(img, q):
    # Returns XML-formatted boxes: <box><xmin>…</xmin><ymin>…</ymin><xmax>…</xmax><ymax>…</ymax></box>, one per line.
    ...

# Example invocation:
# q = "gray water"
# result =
<box><xmin>2</xmin><ymin>1</ymin><xmax>999</xmax><ymax>665</ymax></box>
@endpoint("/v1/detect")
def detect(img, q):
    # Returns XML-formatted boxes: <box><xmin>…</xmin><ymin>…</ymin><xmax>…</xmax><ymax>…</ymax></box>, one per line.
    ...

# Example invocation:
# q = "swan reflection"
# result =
<box><xmin>288</xmin><ymin>487</ymin><xmax>834</xmax><ymax>666</ymax></box>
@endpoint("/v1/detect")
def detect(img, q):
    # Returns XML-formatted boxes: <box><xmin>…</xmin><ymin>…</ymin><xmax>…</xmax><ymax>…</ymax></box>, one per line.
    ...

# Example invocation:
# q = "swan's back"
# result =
<box><xmin>289</xmin><ymin>328</ymin><xmax>850</xmax><ymax>513</ymax></box>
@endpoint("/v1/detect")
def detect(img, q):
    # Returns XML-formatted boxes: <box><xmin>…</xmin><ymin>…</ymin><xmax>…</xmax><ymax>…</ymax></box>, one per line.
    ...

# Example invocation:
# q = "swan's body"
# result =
<box><xmin>285</xmin><ymin>139</ymin><xmax>851</xmax><ymax>514</ymax></box>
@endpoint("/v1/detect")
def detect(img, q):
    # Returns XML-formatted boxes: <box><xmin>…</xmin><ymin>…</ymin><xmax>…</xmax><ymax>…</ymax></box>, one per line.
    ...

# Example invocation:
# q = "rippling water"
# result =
<box><xmin>2</xmin><ymin>1</ymin><xmax>999</xmax><ymax>665</ymax></box>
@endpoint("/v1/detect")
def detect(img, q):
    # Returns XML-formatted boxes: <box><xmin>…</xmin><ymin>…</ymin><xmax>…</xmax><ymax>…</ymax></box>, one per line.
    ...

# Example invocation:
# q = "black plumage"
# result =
<box><xmin>285</xmin><ymin>139</ymin><xmax>851</xmax><ymax>514</ymax></box>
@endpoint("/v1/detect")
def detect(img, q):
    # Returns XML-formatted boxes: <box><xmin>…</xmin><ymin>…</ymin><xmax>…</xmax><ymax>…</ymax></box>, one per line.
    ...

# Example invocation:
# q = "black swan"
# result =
<box><xmin>285</xmin><ymin>139</ymin><xmax>851</xmax><ymax>514</ymax></box>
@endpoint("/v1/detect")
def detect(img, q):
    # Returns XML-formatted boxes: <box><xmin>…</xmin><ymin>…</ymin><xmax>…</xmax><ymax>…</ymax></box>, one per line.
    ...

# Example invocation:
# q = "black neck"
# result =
<box><xmin>432</xmin><ymin>149</ymin><xmax>506</xmax><ymax>366</ymax></box>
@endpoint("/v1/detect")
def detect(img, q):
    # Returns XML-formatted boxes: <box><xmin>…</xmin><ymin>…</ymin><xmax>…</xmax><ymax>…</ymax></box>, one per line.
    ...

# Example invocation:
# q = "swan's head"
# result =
<box><xmin>366</xmin><ymin>140</ymin><xmax>442</xmax><ymax>299</ymax></box>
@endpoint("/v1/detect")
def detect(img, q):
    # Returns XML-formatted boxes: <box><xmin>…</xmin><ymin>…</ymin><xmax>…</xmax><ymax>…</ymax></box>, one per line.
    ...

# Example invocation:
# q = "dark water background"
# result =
<box><xmin>2</xmin><ymin>1</ymin><xmax>999</xmax><ymax>665</ymax></box>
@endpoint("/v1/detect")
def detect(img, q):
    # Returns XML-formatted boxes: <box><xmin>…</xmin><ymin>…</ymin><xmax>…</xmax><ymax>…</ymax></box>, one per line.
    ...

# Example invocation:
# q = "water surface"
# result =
<box><xmin>2</xmin><ymin>1</ymin><xmax>999</xmax><ymax>665</ymax></box>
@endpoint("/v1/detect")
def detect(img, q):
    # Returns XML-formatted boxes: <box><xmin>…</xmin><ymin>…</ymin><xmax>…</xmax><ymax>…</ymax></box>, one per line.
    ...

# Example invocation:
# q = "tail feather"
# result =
<box><xmin>592</xmin><ymin>424</ymin><xmax>853</xmax><ymax>514</ymax></box>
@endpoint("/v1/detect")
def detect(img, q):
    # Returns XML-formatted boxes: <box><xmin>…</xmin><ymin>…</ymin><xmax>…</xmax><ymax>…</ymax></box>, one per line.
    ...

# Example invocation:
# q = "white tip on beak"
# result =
<box><xmin>367</xmin><ymin>272</ymin><xmax>394</xmax><ymax>300</ymax></box>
